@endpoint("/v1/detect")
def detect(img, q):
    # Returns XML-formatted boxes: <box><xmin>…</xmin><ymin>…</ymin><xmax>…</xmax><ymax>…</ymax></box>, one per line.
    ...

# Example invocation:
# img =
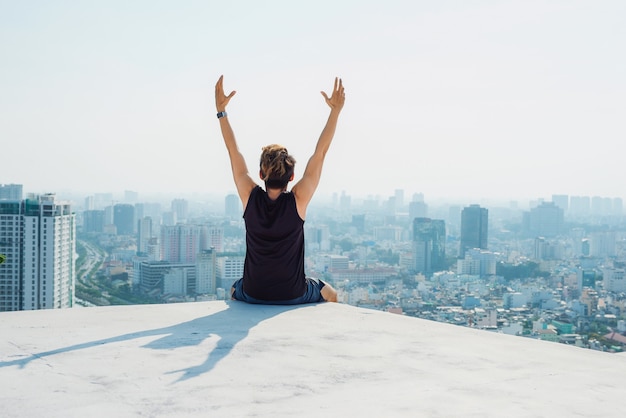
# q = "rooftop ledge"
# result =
<box><xmin>1</xmin><ymin>301</ymin><xmax>625</xmax><ymax>418</ymax></box>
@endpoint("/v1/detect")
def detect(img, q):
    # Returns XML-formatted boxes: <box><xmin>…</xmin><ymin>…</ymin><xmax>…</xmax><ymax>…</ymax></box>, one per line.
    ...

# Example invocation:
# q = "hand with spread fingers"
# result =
<box><xmin>215</xmin><ymin>75</ymin><xmax>236</xmax><ymax>112</ymax></box>
<box><xmin>321</xmin><ymin>77</ymin><xmax>345</xmax><ymax>113</ymax></box>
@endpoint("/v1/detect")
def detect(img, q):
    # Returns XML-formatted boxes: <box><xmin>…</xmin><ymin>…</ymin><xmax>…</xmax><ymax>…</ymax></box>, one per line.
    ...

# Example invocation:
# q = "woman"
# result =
<box><xmin>215</xmin><ymin>75</ymin><xmax>345</xmax><ymax>304</ymax></box>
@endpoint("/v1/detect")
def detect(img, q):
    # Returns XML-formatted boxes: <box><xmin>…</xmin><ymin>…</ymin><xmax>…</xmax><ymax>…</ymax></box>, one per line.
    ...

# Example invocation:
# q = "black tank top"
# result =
<box><xmin>242</xmin><ymin>186</ymin><xmax>306</xmax><ymax>300</ymax></box>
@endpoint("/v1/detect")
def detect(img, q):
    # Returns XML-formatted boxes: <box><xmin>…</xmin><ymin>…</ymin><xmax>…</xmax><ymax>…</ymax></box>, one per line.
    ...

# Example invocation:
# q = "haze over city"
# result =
<box><xmin>1</xmin><ymin>1</ymin><xmax>624</xmax><ymax>202</ymax></box>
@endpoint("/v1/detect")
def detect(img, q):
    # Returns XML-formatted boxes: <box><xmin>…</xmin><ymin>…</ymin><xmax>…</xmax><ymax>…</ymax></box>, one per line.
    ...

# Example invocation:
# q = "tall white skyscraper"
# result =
<box><xmin>196</xmin><ymin>249</ymin><xmax>217</xmax><ymax>295</ymax></box>
<box><xmin>0</xmin><ymin>194</ymin><xmax>75</xmax><ymax>311</ymax></box>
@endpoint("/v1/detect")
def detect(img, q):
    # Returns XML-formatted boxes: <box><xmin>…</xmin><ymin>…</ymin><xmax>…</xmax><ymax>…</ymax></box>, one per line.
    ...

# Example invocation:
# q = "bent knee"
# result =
<box><xmin>321</xmin><ymin>284</ymin><xmax>338</xmax><ymax>303</ymax></box>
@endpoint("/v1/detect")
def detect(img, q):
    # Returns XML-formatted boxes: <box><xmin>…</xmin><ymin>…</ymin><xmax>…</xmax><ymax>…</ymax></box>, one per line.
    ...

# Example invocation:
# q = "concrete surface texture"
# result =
<box><xmin>1</xmin><ymin>301</ymin><xmax>625</xmax><ymax>417</ymax></box>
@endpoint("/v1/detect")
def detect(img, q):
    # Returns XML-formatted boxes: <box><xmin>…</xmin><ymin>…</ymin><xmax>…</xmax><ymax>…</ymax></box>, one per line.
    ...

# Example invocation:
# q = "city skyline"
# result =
<box><xmin>1</xmin><ymin>1</ymin><xmax>625</xmax><ymax>201</ymax></box>
<box><xmin>4</xmin><ymin>182</ymin><xmax>625</xmax><ymax>216</ymax></box>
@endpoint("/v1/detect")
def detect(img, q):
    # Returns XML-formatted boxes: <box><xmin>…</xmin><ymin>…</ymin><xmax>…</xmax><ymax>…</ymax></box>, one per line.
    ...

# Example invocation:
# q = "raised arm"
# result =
<box><xmin>215</xmin><ymin>75</ymin><xmax>257</xmax><ymax>208</ymax></box>
<box><xmin>292</xmin><ymin>77</ymin><xmax>345</xmax><ymax>219</ymax></box>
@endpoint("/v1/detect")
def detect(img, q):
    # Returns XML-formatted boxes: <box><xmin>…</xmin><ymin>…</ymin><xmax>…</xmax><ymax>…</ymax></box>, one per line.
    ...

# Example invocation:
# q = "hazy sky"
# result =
<box><xmin>1</xmin><ymin>1</ymin><xmax>625</xmax><ymax>203</ymax></box>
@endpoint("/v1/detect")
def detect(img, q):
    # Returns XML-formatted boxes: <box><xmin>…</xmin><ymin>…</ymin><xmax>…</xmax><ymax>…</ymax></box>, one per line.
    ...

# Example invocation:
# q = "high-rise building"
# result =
<box><xmin>394</xmin><ymin>189</ymin><xmax>404</xmax><ymax>209</ymax></box>
<box><xmin>160</xmin><ymin>224</ymin><xmax>203</xmax><ymax>263</ymax></box>
<box><xmin>612</xmin><ymin>198</ymin><xmax>623</xmax><ymax>217</ymax></box>
<box><xmin>525</xmin><ymin>202</ymin><xmax>563</xmax><ymax>238</ymax></box>
<box><xmin>171</xmin><ymin>199</ymin><xmax>189</xmax><ymax>224</ymax></box>
<box><xmin>83</xmin><ymin>210</ymin><xmax>104</xmax><ymax>233</ymax></box>
<box><xmin>94</xmin><ymin>193</ymin><xmax>113</xmax><ymax>210</ymax></box>
<box><xmin>459</xmin><ymin>204</ymin><xmax>488</xmax><ymax>258</ymax></box>
<box><xmin>124</xmin><ymin>190</ymin><xmax>139</xmax><ymax>203</ymax></box>
<box><xmin>412</xmin><ymin>217</ymin><xmax>446</xmax><ymax>275</ymax></box>
<box><xmin>114</xmin><ymin>204</ymin><xmax>135</xmax><ymax>235</ymax></box>
<box><xmin>0</xmin><ymin>184</ymin><xmax>23</xmax><ymax>200</ymax></box>
<box><xmin>340</xmin><ymin>191</ymin><xmax>351</xmax><ymax>213</ymax></box>
<box><xmin>196</xmin><ymin>249</ymin><xmax>217</xmax><ymax>295</ymax></box>
<box><xmin>0</xmin><ymin>194</ymin><xmax>75</xmax><ymax>311</ymax></box>
<box><xmin>409</xmin><ymin>201</ymin><xmax>428</xmax><ymax>222</ymax></box>
<box><xmin>137</xmin><ymin>217</ymin><xmax>153</xmax><ymax>255</ymax></box>
<box><xmin>203</xmin><ymin>225</ymin><xmax>224</xmax><ymax>252</ymax></box>
<box><xmin>135</xmin><ymin>202</ymin><xmax>162</xmax><ymax>235</ymax></box>
<box><xmin>225</xmin><ymin>194</ymin><xmax>240</xmax><ymax>219</ymax></box>
<box><xmin>84</xmin><ymin>195</ymin><xmax>95</xmax><ymax>211</ymax></box>
<box><xmin>552</xmin><ymin>194</ymin><xmax>569</xmax><ymax>214</ymax></box>
<box><xmin>569</xmin><ymin>196</ymin><xmax>591</xmax><ymax>219</ymax></box>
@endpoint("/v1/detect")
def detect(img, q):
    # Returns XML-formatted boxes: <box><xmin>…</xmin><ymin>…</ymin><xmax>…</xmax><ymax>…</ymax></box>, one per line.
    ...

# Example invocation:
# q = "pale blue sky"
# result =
<box><xmin>1</xmin><ymin>1</ymin><xmax>625</xmax><ymax>203</ymax></box>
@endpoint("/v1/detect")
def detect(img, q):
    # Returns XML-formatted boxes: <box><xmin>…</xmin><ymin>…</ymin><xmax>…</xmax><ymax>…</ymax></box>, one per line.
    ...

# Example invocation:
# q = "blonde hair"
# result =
<box><xmin>259</xmin><ymin>144</ymin><xmax>296</xmax><ymax>182</ymax></box>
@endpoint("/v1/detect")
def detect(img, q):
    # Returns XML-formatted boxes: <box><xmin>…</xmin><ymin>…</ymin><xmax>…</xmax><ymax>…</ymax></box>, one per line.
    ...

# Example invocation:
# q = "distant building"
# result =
<box><xmin>196</xmin><ymin>249</ymin><xmax>217</xmax><ymax>295</ymax></box>
<box><xmin>459</xmin><ymin>205</ymin><xmax>488</xmax><ymax>257</ymax></box>
<box><xmin>171</xmin><ymin>199</ymin><xmax>189</xmax><ymax>224</ymax></box>
<box><xmin>217</xmin><ymin>253</ymin><xmax>244</xmax><ymax>291</ymax></box>
<box><xmin>84</xmin><ymin>195</ymin><xmax>95</xmax><ymax>210</ymax></box>
<box><xmin>203</xmin><ymin>225</ymin><xmax>224</xmax><ymax>252</ymax></box>
<box><xmin>457</xmin><ymin>249</ymin><xmax>496</xmax><ymax>277</ymax></box>
<box><xmin>94</xmin><ymin>193</ymin><xmax>113</xmax><ymax>210</ymax></box>
<box><xmin>225</xmin><ymin>194</ymin><xmax>240</xmax><ymax>219</ymax></box>
<box><xmin>114</xmin><ymin>204</ymin><xmax>135</xmax><ymax>235</ymax></box>
<box><xmin>473</xmin><ymin>307</ymin><xmax>496</xmax><ymax>328</ymax></box>
<box><xmin>577</xmin><ymin>269</ymin><xmax>596</xmax><ymax>290</ymax></box>
<box><xmin>603</xmin><ymin>268</ymin><xmax>626</xmax><ymax>293</ymax></box>
<box><xmin>340</xmin><ymin>191</ymin><xmax>351</xmax><ymax>213</ymax></box>
<box><xmin>551</xmin><ymin>194</ymin><xmax>569</xmax><ymax>213</ymax></box>
<box><xmin>0</xmin><ymin>184</ymin><xmax>23</xmax><ymax>200</ymax></box>
<box><xmin>328</xmin><ymin>267</ymin><xmax>396</xmax><ymax>284</ymax></box>
<box><xmin>317</xmin><ymin>255</ymin><xmax>350</xmax><ymax>271</ymax></box>
<box><xmin>374</xmin><ymin>225</ymin><xmax>404</xmax><ymax>242</ymax></box>
<box><xmin>569</xmin><ymin>196</ymin><xmax>591</xmax><ymax>219</ymax></box>
<box><xmin>533</xmin><ymin>237</ymin><xmax>563</xmax><ymax>261</ymax></box>
<box><xmin>137</xmin><ymin>217</ymin><xmax>153</xmax><ymax>254</ymax></box>
<box><xmin>503</xmin><ymin>292</ymin><xmax>527</xmax><ymax>309</ymax></box>
<box><xmin>351</xmin><ymin>214</ymin><xmax>365</xmax><ymax>233</ymax></box>
<box><xmin>524</xmin><ymin>202</ymin><xmax>563</xmax><ymax>237</ymax></box>
<box><xmin>591</xmin><ymin>196</ymin><xmax>612</xmax><ymax>218</ymax></box>
<box><xmin>136</xmin><ymin>260</ymin><xmax>194</xmax><ymax>297</ymax></box>
<box><xmin>83</xmin><ymin>210</ymin><xmax>105</xmax><ymax>233</ymax></box>
<box><xmin>408</xmin><ymin>201</ymin><xmax>428</xmax><ymax>221</ymax></box>
<box><xmin>305</xmin><ymin>225</ymin><xmax>330</xmax><ymax>252</ymax></box>
<box><xmin>135</xmin><ymin>203</ymin><xmax>162</xmax><ymax>230</ymax></box>
<box><xmin>160</xmin><ymin>224</ymin><xmax>203</xmax><ymax>263</ymax></box>
<box><xmin>589</xmin><ymin>231</ymin><xmax>616</xmax><ymax>258</ymax></box>
<box><xmin>124</xmin><ymin>190</ymin><xmax>139</xmax><ymax>203</ymax></box>
<box><xmin>412</xmin><ymin>217</ymin><xmax>446</xmax><ymax>276</ymax></box>
<box><xmin>0</xmin><ymin>194</ymin><xmax>75</xmax><ymax>311</ymax></box>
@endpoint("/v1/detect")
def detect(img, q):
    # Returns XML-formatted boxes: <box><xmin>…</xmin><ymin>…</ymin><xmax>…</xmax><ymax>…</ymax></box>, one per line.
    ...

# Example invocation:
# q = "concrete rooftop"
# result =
<box><xmin>1</xmin><ymin>301</ymin><xmax>625</xmax><ymax>418</ymax></box>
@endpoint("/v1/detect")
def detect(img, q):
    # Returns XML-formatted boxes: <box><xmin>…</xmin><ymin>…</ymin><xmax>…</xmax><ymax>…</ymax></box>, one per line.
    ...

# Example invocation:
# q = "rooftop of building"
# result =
<box><xmin>1</xmin><ymin>301</ymin><xmax>625</xmax><ymax>418</ymax></box>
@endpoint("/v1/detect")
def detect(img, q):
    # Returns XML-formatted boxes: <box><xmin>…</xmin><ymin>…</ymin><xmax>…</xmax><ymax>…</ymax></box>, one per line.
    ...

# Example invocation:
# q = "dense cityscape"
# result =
<box><xmin>1</xmin><ymin>182</ymin><xmax>625</xmax><ymax>353</ymax></box>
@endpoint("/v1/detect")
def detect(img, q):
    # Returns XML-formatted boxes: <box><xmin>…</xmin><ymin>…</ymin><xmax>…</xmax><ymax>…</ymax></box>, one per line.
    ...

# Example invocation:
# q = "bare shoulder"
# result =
<box><xmin>291</xmin><ymin>185</ymin><xmax>309</xmax><ymax>220</ymax></box>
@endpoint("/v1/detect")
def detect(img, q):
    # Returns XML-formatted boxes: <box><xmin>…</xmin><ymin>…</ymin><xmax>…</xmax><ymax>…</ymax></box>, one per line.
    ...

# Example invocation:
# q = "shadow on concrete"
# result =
<box><xmin>1</xmin><ymin>301</ymin><xmax>299</xmax><ymax>382</ymax></box>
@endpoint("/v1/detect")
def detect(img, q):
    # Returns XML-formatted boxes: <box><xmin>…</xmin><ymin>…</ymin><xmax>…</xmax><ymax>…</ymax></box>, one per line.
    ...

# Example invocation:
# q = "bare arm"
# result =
<box><xmin>292</xmin><ymin>77</ymin><xmax>345</xmax><ymax>219</ymax></box>
<box><xmin>215</xmin><ymin>75</ymin><xmax>257</xmax><ymax>208</ymax></box>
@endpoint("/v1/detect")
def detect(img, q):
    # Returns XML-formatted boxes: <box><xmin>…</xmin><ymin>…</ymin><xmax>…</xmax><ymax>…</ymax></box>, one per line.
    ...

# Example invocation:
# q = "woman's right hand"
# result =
<box><xmin>215</xmin><ymin>75</ymin><xmax>236</xmax><ymax>112</ymax></box>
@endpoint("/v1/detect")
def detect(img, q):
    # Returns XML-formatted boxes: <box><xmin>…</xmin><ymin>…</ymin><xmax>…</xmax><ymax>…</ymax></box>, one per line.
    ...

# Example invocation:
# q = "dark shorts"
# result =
<box><xmin>231</xmin><ymin>277</ymin><xmax>326</xmax><ymax>305</ymax></box>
